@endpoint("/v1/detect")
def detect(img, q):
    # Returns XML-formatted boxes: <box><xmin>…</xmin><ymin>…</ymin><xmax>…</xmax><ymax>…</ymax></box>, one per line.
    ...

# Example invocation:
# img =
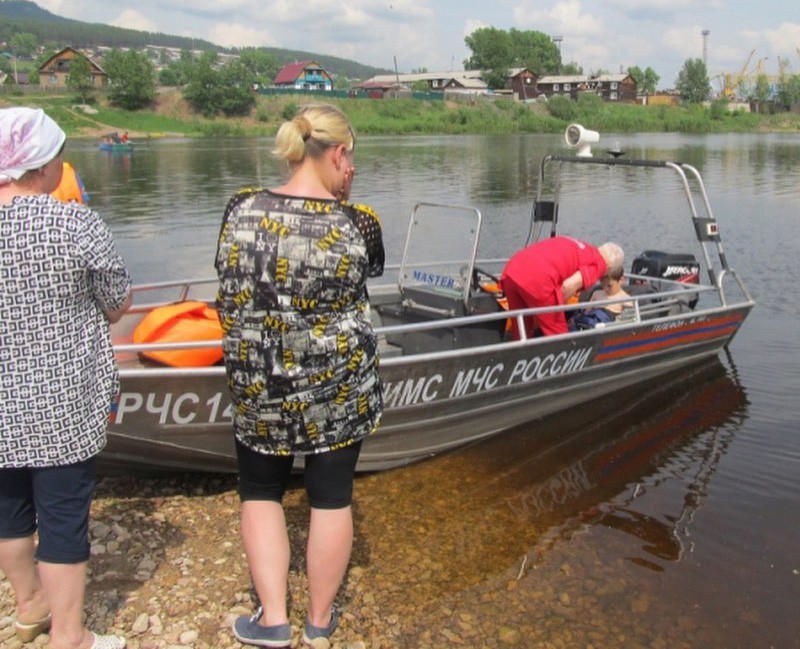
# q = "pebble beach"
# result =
<box><xmin>1</xmin><ymin>458</ymin><xmax>734</xmax><ymax>649</ymax></box>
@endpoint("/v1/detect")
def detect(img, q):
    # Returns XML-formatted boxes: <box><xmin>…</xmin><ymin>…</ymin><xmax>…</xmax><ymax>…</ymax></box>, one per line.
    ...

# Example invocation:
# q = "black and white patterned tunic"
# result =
<box><xmin>215</xmin><ymin>188</ymin><xmax>385</xmax><ymax>455</ymax></box>
<box><xmin>0</xmin><ymin>195</ymin><xmax>131</xmax><ymax>468</ymax></box>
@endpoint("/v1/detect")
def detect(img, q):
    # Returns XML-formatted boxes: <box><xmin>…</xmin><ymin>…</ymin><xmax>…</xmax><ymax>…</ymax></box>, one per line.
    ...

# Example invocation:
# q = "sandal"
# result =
<box><xmin>89</xmin><ymin>632</ymin><xmax>127</xmax><ymax>649</ymax></box>
<box><xmin>15</xmin><ymin>613</ymin><xmax>51</xmax><ymax>642</ymax></box>
<box><xmin>232</xmin><ymin>607</ymin><xmax>292</xmax><ymax>648</ymax></box>
<box><xmin>302</xmin><ymin>606</ymin><xmax>339</xmax><ymax>645</ymax></box>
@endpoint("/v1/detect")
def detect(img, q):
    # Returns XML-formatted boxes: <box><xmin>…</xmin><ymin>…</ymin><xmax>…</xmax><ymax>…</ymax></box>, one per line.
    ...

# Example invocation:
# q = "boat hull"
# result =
<box><xmin>105</xmin><ymin>304</ymin><xmax>751</xmax><ymax>473</ymax></box>
<box><xmin>104</xmin><ymin>150</ymin><xmax>756</xmax><ymax>474</ymax></box>
<box><xmin>100</xmin><ymin>142</ymin><xmax>133</xmax><ymax>152</ymax></box>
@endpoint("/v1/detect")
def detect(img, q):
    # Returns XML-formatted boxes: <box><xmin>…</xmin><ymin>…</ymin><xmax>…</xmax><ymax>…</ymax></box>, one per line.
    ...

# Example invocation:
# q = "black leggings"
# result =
<box><xmin>235</xmin><ymin>439</ymin><xmax>362</xmax><ymax>509</ymax></box>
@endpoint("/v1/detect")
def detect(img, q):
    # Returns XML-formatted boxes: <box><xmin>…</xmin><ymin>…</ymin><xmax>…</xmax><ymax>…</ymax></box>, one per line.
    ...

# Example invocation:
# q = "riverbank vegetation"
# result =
<box><xmin>2</xmin><ymin>89</ymin><xmax>799</xmax><ymax>140</ymax></box>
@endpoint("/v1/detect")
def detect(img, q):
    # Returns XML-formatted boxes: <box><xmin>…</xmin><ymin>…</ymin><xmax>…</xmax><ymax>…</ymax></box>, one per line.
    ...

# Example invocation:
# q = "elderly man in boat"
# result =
<box><xmin>500</xmin><ymin>236</ymin><xmax>624</xmax><ymax>337</ymax></box>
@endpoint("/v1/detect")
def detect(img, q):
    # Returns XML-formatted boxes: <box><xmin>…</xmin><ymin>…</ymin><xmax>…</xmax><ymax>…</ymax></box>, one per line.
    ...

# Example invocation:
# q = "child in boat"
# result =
<box><xmin>590</xmin><ymin>264</ymin><xmax>633</xmax><ymax>315</ymax></box>
<box><xmin>569</xmin><ymin>264</ymin><xmax>633</xmax><ymax>330</ymax></box>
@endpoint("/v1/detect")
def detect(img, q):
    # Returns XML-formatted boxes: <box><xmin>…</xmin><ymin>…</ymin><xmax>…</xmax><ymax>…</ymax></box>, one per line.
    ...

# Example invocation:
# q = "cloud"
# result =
<box><xmin>463</xmin><ymin>18</ymin><xmax>488</xmax><ymax>39</ymax></box>
<box><xmin>607</xmin><ymin>0</ymin><xmax>722</xmax><ymax>19</ymax></box>
<box><xmin>36</xmin><ymin>0</ymin><xmax>70</xmax><ymax>16</ymax></box>
<box><xmin>761</xmin><ymin>22</ymin><xmax>800</xmax><ymax>60</ymax></box>
<box><xmin>513</xmin><ymin>0</ymin><xmax>604</xmax><ymax>37</ymax></box>
<box><xmin>208</xmin><ymin>23</ymin><xmax>275</xmax><ymax>48</ymax></box>
<box><xmin>111</xmin><ymin>10</ymin><xmax>159</xmax><ymax>33</ymax></box>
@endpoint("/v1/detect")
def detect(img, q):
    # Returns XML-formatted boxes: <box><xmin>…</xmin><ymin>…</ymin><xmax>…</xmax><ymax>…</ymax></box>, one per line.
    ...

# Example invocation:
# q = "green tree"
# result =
<box><xmin>158</xmin><ymin>66</ymin><xmax>183</xmax><ymax>86</ymax></box>
<box><xmin>411</xmin><ymin>79</ymin><xmax>429</xmax><ymax>92</ymax></box>
<box><xmin>9</xmin><ymin>32</ymin><xmax>37</xmax><ymax>58</ymax></box>
<box><xmin>508</xmin><ymin>28</ymin><xmax>560</xmax><ymax>74</ymax></box>
<box><xmin>159</xmin><ymin>49</ymin><xmax>196</xmax><ymax>86</ymax></box>
<box><xmin>8</xmin><ymin>32</ymin><xmax>37</xmax><ymax>84</ymax></box>
<box><xmin>103</xmin><ymin>49</ymin><xmax>156</xmax><ymax>109</ymax></box>
<box><xmin>66</xmin><ymin>55</ymin><xmax>94</xmax><ymax>103</ymax></box>
<box><xmin>183</xmin><ymin>66</ymin><xmax>221</xmax><ymax>117</ymax></box>
<box><xmin>219</xmin><ymin>60</ymin><xmax>256</xmax><ymax>116</ymax></box>
<box><xmin>627</xmin><ymin>65</ymin><xmax>659</xmax><ymax>95</ymax></box>
<box><xmin>464</xmin><ymin>27</ymin><xmax>561</xmax><ymax>90</ymax></box>
<box><xmin>561</xmin><ymin>61</ymin><xmax>583</xmax><ymax>75</ymax></box>
<box><xmin>238</xmin><ymin>48</ymin><xmax>281</xmax><ymax>87</ymax></box>
<box><xmin>675</xmin><ymin>58</ymin><xmax>711</xmax><ymax>104</ymax></box>
<box><xmin>776</xmin><ymin>74</ymin><xmax>800</xmax><ymax>111</ymax></box>
<box><xmin>464</xmin><ymin>26</ymin><xmax>512</xmax><ymax>89</ymax></box>
<box><xmin>183</xmin><ymin>55</ymin><xmax>225</xmax><ymax>117</ymax></box>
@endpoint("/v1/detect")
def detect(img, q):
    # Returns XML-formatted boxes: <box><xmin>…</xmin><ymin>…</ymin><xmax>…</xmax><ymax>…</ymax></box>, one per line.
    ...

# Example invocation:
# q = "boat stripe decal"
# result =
<box><xmin>595</xmin><ymin>316</ymin><xmax>744</xmax><ymax>362</ymax></box>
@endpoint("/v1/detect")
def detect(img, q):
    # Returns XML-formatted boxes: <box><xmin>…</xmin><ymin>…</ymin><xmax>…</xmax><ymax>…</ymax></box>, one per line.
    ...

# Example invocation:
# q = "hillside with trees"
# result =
<box><xmin>0</xmin><ymin>0</ymin><xmax>391</xmax><ymax>80</ymax></box>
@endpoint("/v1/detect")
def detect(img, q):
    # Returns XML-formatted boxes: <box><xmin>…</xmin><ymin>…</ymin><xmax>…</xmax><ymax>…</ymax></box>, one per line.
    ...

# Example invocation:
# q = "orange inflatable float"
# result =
<box><xmin>132</xmin><ymin>301</ymin><xmax>223</xmax><ymax>367</ymax></box>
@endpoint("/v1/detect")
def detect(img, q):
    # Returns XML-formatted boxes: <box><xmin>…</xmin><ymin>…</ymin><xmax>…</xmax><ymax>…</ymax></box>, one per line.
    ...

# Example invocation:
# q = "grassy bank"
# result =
<box><xmin>2</xmin><ymin>89</ymin><xmax>799</xmax><ymax>139</ymax></box>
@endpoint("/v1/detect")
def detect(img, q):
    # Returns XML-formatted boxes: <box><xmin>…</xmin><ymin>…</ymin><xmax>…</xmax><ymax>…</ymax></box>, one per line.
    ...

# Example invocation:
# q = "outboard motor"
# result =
<box><xmin>630</xmin><ymin>250</ymin><xmax>700</xmax><ymax>284</ymax></box>
<box><xmin>629</xmin><ymin>250</ymin><xmax>701</xmax><ymax>311</ymax></box>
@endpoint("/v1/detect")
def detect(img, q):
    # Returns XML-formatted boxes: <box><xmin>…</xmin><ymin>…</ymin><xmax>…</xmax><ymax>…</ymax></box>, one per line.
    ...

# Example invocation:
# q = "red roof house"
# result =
<box><xmin>273</xmin><ymin>60</ymin><xmax>332</xmax><ymax>91</ymax></box>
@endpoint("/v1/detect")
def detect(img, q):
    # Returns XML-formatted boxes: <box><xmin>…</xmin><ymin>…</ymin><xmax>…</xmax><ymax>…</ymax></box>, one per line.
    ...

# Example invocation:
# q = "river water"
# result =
<box><xmin>66</xmin><ymin>131</ymin><xmax>799</xmax><ymax>646</ymax></box>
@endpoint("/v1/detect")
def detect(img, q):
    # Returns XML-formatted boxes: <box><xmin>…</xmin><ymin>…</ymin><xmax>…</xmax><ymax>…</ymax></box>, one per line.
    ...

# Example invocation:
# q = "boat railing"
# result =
<box><xmin>115</xmin><ymin>280</ymin><xmax>721</xmax><ymax>361</ymax></box>
<box><xmin>716</xmin><ymin>267</ymin><xmax>754</xmax><ymax>307</ymax></box>
<box><xmin>126</xmin><ymin>277</ymin><xmax>219</xmax><ymax>313</ymax></box>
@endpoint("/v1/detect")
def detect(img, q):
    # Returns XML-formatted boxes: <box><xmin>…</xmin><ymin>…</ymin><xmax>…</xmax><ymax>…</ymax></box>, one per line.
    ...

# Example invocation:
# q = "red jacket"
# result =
<box><xmin>501</xmin><ymin>236</ymin><xmax>607</xmax><ymax>336</ymax></box>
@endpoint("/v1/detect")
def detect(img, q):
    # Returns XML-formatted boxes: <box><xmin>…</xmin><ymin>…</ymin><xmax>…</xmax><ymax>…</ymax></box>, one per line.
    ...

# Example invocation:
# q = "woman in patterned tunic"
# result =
<box><xmin>216</xmin><ymin>104</ymin><xmax>384</xmax><ymax>647</ymax></box>
<box><xmin>0</xmin><ymin>108</ymin><xmax>131</xmax><ymax>648</ymax></box>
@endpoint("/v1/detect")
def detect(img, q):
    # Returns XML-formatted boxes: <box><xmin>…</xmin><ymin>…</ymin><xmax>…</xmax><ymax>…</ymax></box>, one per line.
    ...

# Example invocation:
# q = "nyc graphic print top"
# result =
<box><xmin>0</xmin><ymin>196</ymin><xmax>131</xmax><ymax>468</ymax></box>
<box><xmin>215</xmin><ymin>189</ymin><xmax>385</xmax><ymax>455</ymax></box>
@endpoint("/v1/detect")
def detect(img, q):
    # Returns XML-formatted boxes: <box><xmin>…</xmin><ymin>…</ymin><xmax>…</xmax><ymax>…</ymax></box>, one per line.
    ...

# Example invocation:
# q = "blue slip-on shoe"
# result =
<box><xmin>302</xmin><ymin>606</ymin><xmax>339</xmax><ymax>645</ymax></box>
<box><xmin>232</xmin><ymin>607</ymin><xmax>292</xmax><ymax>648</ymax></box>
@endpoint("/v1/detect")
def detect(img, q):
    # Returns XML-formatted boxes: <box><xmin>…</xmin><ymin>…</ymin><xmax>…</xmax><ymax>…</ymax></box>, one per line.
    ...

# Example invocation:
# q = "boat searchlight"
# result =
<box><xmin>565</xmin><ymin>123</ymin><xmax>599</xmax><ymax>157</ymax></box>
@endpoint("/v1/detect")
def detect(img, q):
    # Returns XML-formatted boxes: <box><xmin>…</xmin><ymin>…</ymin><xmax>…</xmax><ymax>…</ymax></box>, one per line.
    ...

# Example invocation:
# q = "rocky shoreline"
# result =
<box><xmin>1</xmin><ymin>460</ymin><xmax>729</xmax><ymax>649</ymax></box>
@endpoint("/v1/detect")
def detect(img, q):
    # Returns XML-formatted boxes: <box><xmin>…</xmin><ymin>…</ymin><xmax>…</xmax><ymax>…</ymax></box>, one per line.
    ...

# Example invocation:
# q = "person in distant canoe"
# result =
<box><xmin>500</xmin><ymin>236</ymin><xmax>624</xmax><ymax>337</ymax></box>
<box><xmin>0</xmin><ymin>107</ymin><xmax>131</xmax><ymax>649</ymax></box>
<box><xmin>50</xmin><ymin>160</ymin><xmax>88</xmax><ymax>204</ymax></box>
<box><xmin>120</xmin><ymin>131</ymin><xmax>128</xmax><ymax>143</ymax></box>
<box><xmin>216</xmin><ymin>103</ymin><xmax>384</xmax><ymax>648</ymax></box>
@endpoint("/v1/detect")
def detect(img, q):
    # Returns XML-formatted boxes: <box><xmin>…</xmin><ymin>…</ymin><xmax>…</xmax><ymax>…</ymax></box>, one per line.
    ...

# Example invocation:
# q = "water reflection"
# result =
<box><xmin>353</xmin><ymin>357</ymin><xmax>748</xmax><ymax>604</ymax></box>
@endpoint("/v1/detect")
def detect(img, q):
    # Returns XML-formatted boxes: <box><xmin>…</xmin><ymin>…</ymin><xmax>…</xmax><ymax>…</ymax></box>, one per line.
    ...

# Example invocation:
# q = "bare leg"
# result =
<box><xmin>240</xmin><ymin>500</ymin><xmax>290</xmax><ymax>626</ymax></box>
<box><xmin>0</xmin><ymin>535</ymin><xmax>49</xmax><ymax>620</ymax></box>
<box><xmin>38</xmin><ymin>560</ymin><xmax>93</xmax><ymax>649</ymax></box>
<box><xmin>306</xmin><ymin>506</ymin><xmax>353</xmax><ymax>627</ymax></box>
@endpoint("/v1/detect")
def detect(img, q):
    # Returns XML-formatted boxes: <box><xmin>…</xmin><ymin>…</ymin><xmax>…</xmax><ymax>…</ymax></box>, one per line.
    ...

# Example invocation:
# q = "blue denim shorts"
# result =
<box><xmin>0</xmin><ymin>458</ymin><xmax>96</xmax><ymax>563</ymax></box>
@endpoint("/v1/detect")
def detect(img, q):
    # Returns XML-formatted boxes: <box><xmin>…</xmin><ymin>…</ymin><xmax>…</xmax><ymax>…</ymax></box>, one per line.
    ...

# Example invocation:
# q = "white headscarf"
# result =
<box><xmin>0</xmin><ymin>107</ymin><xmax>66</xmax><ymax>186</ymax></box>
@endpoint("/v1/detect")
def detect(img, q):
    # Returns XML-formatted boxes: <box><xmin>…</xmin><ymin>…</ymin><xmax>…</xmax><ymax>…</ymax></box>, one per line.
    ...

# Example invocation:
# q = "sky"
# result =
<box><xmin>36</xmin><ymin>0</ymin><xmax>800</xmax><ymax>89</ymax></box>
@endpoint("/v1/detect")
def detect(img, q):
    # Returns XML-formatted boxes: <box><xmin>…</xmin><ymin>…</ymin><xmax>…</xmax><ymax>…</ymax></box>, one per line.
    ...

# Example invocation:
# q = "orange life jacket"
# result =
<box><xmin>51</xmin><ymin>162</ymin><xmax>88</xmax><ymax>204</ymax></box>
<box><xmin>132</xmin><ymin>301</ymin><xmax>223</xmax><ymax>367</ymax></box>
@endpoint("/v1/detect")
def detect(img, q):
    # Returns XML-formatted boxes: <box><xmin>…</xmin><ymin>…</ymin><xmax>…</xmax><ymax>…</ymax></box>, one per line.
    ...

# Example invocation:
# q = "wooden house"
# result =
<box><xmin>357</xmin><ymin>70</ymin><xmax>487</xmax><ymax>96</ymax></box>
<box><xmin>37</xmin><ymin>47</ymin><xmax>108</xmax><ymax>89</ymax></box>
<box><xmin>507</xmin><ymin>68</ymin><xmax>538</xmax><ymax>101</ymax></box>
<box><xmin>534</xmin><ymin>73</ymin><xmax>638</xmax><ymax>102</ymax></box>
<box><xmin>273</xmin><ymin>61</ymin><xmax>332</xmax><ymax>91</ymax></box>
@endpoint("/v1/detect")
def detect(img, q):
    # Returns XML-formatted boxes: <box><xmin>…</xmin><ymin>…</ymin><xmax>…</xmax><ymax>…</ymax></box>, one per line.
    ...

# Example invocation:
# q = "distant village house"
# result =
<box><xmin>534</xmin><ymin>73</ymin><xmax>637</xmax><ymax>102</ymax></box>
<box><xmin>273</xmin><ymin>61</ymin><xmax>332</xmax><ymax>91</ymax></box>
<box><xmin>358</xmin><ymin>69</ymin><xmax>638</xmax><ymax>103</ymax></box>
<box><xmin>37</xmin><ymin>47</ymin><xmax>108</xmax><ymax>89</ymax></box>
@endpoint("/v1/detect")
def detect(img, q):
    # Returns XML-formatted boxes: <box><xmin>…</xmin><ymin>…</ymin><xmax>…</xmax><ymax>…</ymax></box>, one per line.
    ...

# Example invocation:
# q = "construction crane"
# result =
<box><xmin>722</xmin><ymin>49</ymin><xmax>755</xmax><ymax>100</ymax></box>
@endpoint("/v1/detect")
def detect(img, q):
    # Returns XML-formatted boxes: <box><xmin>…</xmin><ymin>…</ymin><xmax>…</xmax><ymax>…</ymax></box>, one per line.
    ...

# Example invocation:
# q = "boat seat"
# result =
<box><xmin>378</xmin><ymin>285</ymin><xmax>506</xmax><ymax>354</ymax></box>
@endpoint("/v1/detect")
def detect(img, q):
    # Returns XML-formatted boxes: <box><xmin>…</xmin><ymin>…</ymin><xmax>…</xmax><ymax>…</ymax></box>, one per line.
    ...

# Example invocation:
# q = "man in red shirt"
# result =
<box><xmin>501</xmin><ymin>236</ymin><xmax>624</xmax><ymax>337</ymax></box>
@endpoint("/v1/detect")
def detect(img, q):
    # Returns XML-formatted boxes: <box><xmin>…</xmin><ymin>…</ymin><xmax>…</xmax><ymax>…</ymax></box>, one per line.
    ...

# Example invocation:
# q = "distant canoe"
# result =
<box><xmin>100</xmin><ymin>141</ymin><xmax>133</xmax><ymax>152</ymax></box>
